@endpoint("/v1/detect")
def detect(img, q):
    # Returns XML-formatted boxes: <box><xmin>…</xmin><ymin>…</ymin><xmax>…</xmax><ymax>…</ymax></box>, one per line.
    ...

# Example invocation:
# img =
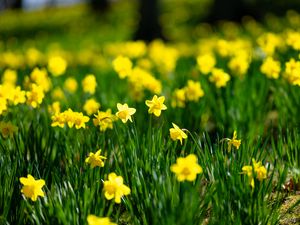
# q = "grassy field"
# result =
<box><xmin>0</xmin><ymin>1</ymin><xmax>299</xmax><ymax>225</ymax></box>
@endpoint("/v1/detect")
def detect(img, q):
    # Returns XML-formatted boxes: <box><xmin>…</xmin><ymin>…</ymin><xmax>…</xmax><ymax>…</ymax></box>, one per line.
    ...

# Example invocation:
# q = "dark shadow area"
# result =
<box><xmin>133</xmin><ymin>0</ymin><xmax>165</xmax><ymax>42</ymax></box>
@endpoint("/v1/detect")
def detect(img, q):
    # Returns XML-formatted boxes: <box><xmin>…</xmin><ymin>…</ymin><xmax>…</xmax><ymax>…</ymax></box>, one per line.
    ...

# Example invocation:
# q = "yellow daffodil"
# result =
<box><xmin>48</xmin><ymin>56</ymin><xmax>67</xmax><ymax>76</ymax></box>
<box><xmin>116</xmin><ymin>103</ymin><xmax>136</xmax><ymax>123</ymax></box>
<box><xmin>48</xmin><ymin>101</ymin><xmax>61</xmax><ymax>115</ymax></box>
<box><xmin>83</xmin><ymin>98</ymin><xmax>101</xmax><ymax>116</ymax></box>
<box><xmin>209</xmin><ymin>68</ymin><xmax>231</xmax><ymax>88</ymax></box>
<box><xmin>123</xmin><ymin>41</ymin><xmax>146</xmax><ymax>58</ymax></box>
<box><xmin>26</xmin><ymin>48</ymin><xmax>42</xmax><ymax>67</ymax></box>
<box><xmin>145</xmin><ymin>95</ymin><xmax>167</xmax><ymax>117</ymax></box>
<box><xmin>85</xmin><ymin>149</ymin><xmax>106</xmax><ymax>168</ymax></box>
<box><xmin>30</xmin><ymin>67</ymin><xmax>51</xmax><ymax>92</ymax></box>
<box><xmin>112</xmin><ymin>55</ymin><xmax>132</xmax><ymax>79</ymax></box>
<box><xmin>11</xmin><ymin>86</ymin><xmax>26</xmax><ymax>105</ymax></box>
<box><xmin>64</xmin><ymin>77</ymin><xmax>78</xmax><ymax>93</ymax></box>
<box><xmin>51</xmin><ymin>113</ymin><xmax>66</xmax><ymax>128</ymax></box>
<box><xmin>171</xmin><ymin>154</ymin><xmax>203</xmax><ymax>182</ymax></box>
<box><xmin>216</xmin><ymin>39</ymin><xmax>231</xmax><ymax>57</ymax></box>
<box><xmin>93</xmin><ymin>109</ymin><xmax>116</xmax><ymax>132</ymax></box>
<box><xmin>286</xmin><ymin>30</ymin><xmax>300</xmax><ymax>51</ymax></box>
<box><xmin>257</xmin><ymin>32</ymin><xmax>281</xmax><ymax>56</ymax></box>
<box><xmin>260</xmin><ymin>57</ymin><xmax>281</xmax><ymax>79</ymax></box>
<box><xmin>51</xmin><ymin>87</ymin><xmax>65</xmax><ymax>100</ymax></box>
<box><xmin>196</xmin><ymin>53</ymin><xmax>216</xmax><ymax>75</ymax></box>
<box><xmin>87</xmin><ymin>215</ymin><xmax>117</xmax><ymax>225</ymax></box>
<box><xmin>129</xmin><ymin>67</ymin><xmax>162</xmax><ymax>95</ymax></box>
<box><xmin>2</xmin><ymin>69</ymin><xmax>17</xmax><ymax>85</ymax></box>
<box><xmin>148</xmin><ymin>40</ymin><xmax>178</xmax><ymax>73</ymax></box>
<box><xmin>184</xmin><ymin>80</ymin><xmax>204</xmax><ymax>102</ymax></box>
<box><xmin>26</xmin><ymin>83</ymin><xmax>45</xmax><ymax>108</ymax></box>
<box><xmin>228</xmin><ymin>54</ymin><xmax>250</xmax><ymax>78</ymax></box>
<box><xmin>103</xmin><ymin>172</ymin><xmax>131</xmax><ymax>204</ymax></box>
<box><xmin>0</xmin><ymin>83</ymin><xmax>14</xmax><ymax>101</ymax></box>
<box><xmin>171</xmin><ymin>88</ymin><xmax>186</xmax><ymax>108</ymax></box>
<box><xmin>19</xmin><ymin>174</ymin><xmax>45</xmax><ymax>201</ymax></box>
<box><xmin>224</xmin><ymin>130</ymin><xmax>241</xmax><ymax>152</ymax></box>
<box><xmin>64</xmin><ymin>108</ymin><xmax>76</xmax><ymax>128</ymax></box>
<box><xmin>82</xmin><ymin>74</ymin><xmax>97</xmax><ymax>95</ymax></box>
<box><xmin>73</xmin><ymin>112</ymin><xmax>90</xmax><ymax>129</ymax></box>
<box><xmin>169</xmin><ymin>123</ymin><xmax>187</xmax><ymax>145</ymax></box>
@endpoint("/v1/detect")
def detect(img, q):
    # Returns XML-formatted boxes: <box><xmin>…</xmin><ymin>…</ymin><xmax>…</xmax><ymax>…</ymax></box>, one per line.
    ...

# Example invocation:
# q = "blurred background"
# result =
<box><xmin>1</xmin><ymin>0</ymin><xmax>300</xmax><ymax>46</ymax></box>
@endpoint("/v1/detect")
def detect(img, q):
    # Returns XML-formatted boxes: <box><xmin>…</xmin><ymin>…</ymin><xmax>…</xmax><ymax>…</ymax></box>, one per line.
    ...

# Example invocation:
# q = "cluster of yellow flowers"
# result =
<box><xmin>197</xmin><ymin>38</ymin><xmax>251</xmax><ymax>78</ymax></box>
<box><xmin>112</xmin><ymin>56</ymin><xmax>162</xmax><ymax>101</ymax></box>
<box><xmin>172</xmin><ymin>80</ymin><xmax>204</xmax><ymax>108</ymax></box>
<box><xmin>0</xmin><ymin>81</ymin><xmax>26</xmax><ymax>114</ymax></box>
<box><xmin>51</xmin><ymin>108</ymin><xmax>90</xmax><ymax>129</ymax></box>
<box><xmin>20</xmin><ymin>147</ymin><xmax>130</xmax><ymax>225</ymax></box>
<box><xmin>48</xmin><ymin>94</ymin><xmax>187</xmax><ymax>136</ymax></box>
<box><xmin>242</xmin><ymin>159</ymin><xmax>267</xmax><ymax>188</ymax></box>
<box><xmin>27</xmin><ymin>67</ymin><xmax>52</xmax><ymax>92</ymax></box>
<box><xmin>193</xmin><ymin>31</ymin><xmax>300</xmax><ymax>87</ymax></box>
<box><xmin>257</xmin><ymin>32</ymin><xmax>282</xmax><ymax>56</ymax></box>
<box><xmin>106</xmin><ymin>41</ymin><xmax>146</xmax><ymax>59</ymax></box>
<box><xmin>169</xmin><ymin>131</ymin><xmax>266</xmax><ymax>190</ymax></box>
<box><xmin>63</xmin><ymin>74</ymin><xmax>97</xmax><ymax>96</ymax></box>
<box><xmin>197</xmin><ymin>53</ymin><xmax>232</xmax><ymax>87</ymax></box>
<box><xmin>85</xmin><ymin>149</ymin><xmax>131</xmax><ymax>204</ymax></box>
<box><xmin>148</xmin><ymin>40</ymin><xmax>179</xmax><ymax>73</ymax></box>
<box><xmin>0</xmin><ymin>68</ymin><xmax>50</xmax><ymax>114</ymax></box>
<box><xmin>0</xmin><ymin>64</ymin><xmax>94</xmax><ymax>116</ymax></box>
<box><xmin>2</xmin><ymin>34</ymin><xmax>300</xmax><ymax>123</ymax></box>
<box><xmin>109</xmin><ymin>40</ymin><xmax>176</xmax><ymax>75</ymax></box>
<box><xmin>0</xmin><ymin>44</ymin><xmax>111</xmax><ymax>70</ymax></box>
<box><xmin>115</xmin><ymin>96</ymin><xmax>189</xmax><ymax>147</ymax></box>
<box><xmin>259</xmin><ymin>55</ymin><xmax>300</xmax><ymax>85</ymax></box>
<box><xmin>129</xmin><ymin>67</ymin><xmax>162</xmax><ymax>99</ymax></box>
<box><xmin>85</xmin><ymin>172</ymin><xmax>131</xmax><ymax>224</ymax></box>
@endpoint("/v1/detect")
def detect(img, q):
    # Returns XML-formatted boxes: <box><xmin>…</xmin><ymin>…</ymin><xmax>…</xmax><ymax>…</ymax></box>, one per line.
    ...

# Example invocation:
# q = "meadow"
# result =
<box><xmin>0</xmin><ymin>1</ymin><xmax>299</xmax><ymax>225</ymax></box>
